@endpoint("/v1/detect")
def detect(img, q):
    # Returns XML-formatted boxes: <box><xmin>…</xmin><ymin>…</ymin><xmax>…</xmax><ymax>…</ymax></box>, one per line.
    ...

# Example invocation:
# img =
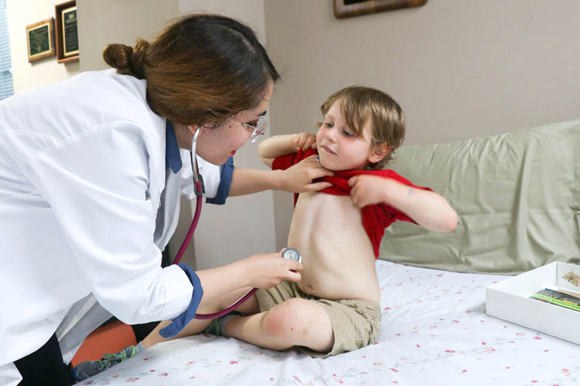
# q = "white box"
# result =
<box><xmin>486</xmin><ymin>262</ymin><xmax>580</xmax><ymax>345</ymax></box>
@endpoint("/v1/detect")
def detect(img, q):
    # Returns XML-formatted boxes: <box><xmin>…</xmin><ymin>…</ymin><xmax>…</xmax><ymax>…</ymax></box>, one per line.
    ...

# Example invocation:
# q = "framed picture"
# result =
<box><xmin>26</xmin><ymin>18</ymin><xmax>55</xmax><ymax>62</ymax></box>
<box><xmin>334</xmin><ymin>0</ymin><xmax>428</xmax><ymax>19</ymax></box>
<box><xmin>55</xmin><ymin>0</ymin><xmax>79</xmax><ymax>63</ymax></box>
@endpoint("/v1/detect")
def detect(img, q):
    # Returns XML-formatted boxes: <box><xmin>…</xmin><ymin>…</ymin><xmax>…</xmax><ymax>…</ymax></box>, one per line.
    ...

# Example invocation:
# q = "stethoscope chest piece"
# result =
<box><xmin>282</xmin><ymin>248</ymin><xmax>301</xmax><ymax>263</ymax></box>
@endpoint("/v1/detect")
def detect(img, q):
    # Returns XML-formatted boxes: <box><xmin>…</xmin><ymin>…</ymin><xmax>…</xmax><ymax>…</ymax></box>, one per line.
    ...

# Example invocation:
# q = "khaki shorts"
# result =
<box><xmin>255</xmin><ymin>280</ymin><xmax>381</xmax><ymax>357</ymax></box>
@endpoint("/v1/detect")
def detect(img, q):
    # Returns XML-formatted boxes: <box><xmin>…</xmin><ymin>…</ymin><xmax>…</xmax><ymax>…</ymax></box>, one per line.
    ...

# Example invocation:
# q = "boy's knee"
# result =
<box><xmin>261</xmin><ymin>299</ymin><xmax>311</xmax><ymax>341</ymax></box>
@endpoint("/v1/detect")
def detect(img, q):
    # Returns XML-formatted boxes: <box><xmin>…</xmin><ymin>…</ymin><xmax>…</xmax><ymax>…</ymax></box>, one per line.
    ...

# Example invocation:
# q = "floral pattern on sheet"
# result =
<box><xmin>77</xmin><ymin>261</ymin><xmax>580</xmax><ymax>386</ymax></box>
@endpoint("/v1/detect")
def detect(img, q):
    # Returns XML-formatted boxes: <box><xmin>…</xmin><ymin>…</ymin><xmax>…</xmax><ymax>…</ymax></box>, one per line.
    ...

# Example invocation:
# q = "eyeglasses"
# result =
<box><xmin>228</xmin><ymin>114</ymin><xmax>268</xmax><ymax>143</ymax></box>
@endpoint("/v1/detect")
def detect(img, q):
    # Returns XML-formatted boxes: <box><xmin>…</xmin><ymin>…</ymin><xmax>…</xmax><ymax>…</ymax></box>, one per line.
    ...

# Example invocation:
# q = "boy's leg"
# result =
<box><xmin>225</xmin><ymin>298</ymin><xmax>334</xmax><ymax>353</ymax></box>
<box><xmin>143</xmin><ymin>286</ymin><xmax>260</xmax><ymax>348</ymax></box>
<box><xmin>73</xmin><ymin>287</ymin><xmax>260</xmax><ymax>382</ymax></box>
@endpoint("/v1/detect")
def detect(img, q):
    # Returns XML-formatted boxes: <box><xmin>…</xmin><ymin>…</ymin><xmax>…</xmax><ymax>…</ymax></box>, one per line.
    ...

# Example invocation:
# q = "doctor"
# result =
<box><xmin>0</xmin><ymin>14</ymin><xmax>333</xmax><ymax>386</ymax></box>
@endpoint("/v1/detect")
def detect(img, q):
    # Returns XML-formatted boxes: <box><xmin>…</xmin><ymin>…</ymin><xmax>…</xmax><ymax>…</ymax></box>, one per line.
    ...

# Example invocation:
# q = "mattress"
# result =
<box><xmin>75</xmin><ymin>260</ymin><xmax>580</xmax><ymax>385</ymax></box>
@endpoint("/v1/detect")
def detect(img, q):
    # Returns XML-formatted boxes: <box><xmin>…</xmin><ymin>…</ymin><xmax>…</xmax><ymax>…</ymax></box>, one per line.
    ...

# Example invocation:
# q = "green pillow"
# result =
<box><xmin>380</xmin><ymin>119</ymin><xmax>580</xmax><ymax>274</ymax></box>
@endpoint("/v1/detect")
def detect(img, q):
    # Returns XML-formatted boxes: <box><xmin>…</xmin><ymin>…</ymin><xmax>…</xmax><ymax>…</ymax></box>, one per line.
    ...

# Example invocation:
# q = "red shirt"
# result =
<box><xmin>272</xmin><ymin>149</ymin><xmax>432</xmax><ymax>259</ymax></box>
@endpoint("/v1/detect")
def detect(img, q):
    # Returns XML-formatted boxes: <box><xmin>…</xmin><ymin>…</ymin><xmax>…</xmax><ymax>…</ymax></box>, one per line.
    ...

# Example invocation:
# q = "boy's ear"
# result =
<box><xmin>368</xmin><ymin>143</ymin><xmax>391</xmax><ymax>164</ymax></box>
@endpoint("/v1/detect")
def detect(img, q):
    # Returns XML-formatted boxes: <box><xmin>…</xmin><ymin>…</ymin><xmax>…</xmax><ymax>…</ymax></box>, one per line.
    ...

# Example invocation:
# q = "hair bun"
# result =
<box><xmin>103</xmin><ymin>43</ymin><xmax>133</xmax><ymax>70</ymax></box>
<box><xmin>103</xmin><ymin>41</ymin><xmax>148</xmax><ymax>79</ymax></box>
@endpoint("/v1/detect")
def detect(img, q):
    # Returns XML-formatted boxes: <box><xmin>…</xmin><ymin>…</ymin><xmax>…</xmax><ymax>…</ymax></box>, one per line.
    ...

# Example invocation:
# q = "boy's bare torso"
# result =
<box><xmin>287</xmin><ymin>191</ymin><xmax>381</xmax><ymax>303</ymax></box>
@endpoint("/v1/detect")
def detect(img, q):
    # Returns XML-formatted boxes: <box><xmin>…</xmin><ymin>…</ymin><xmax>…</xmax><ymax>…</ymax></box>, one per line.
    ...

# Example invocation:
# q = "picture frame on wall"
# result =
<box><xmin>333</xmin><ymin>0</ymin><xmax>428</xmax><ymax>19</ymax></box>
<box><xmin>26</xmin><ymin>18</ymin><xmax>56</xmax><ymax>63</ymax></box>
<box><xmin>55</xmin><ymin>0</ymin><xmax>79</xmax><ymax>63</ymax></box>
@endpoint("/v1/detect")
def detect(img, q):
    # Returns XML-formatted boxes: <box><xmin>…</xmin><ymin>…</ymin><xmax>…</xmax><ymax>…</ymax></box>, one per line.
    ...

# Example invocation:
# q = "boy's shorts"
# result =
<box><xmin>255</xmin><ymin>280</ymin><xmax>381</xmax><ymax>357</ymax></box>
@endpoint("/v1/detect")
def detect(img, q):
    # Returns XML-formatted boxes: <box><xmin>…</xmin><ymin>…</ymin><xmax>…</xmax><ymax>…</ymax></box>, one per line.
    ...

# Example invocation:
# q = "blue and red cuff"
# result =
<box><xmin>159</xmin><ymin>264</ymin><xmax>204</xmax><ymax>338</ymax></box>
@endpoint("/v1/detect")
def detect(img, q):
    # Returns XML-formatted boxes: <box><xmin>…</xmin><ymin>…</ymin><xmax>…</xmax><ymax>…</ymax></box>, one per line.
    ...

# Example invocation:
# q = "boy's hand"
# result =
<box><xmin>281</xmin><ymin>155</ymin><xmax>334</xmax><ymax>192</ymax></box>
<box><xmin>292</xmin><ymin>133</ymin><xmax>317</xmax><ymax>151</ymax></box>
<box><xmin>348</xmin><ymin>175</ymin><xmax>392</xmax><ymax>208</ymax></box>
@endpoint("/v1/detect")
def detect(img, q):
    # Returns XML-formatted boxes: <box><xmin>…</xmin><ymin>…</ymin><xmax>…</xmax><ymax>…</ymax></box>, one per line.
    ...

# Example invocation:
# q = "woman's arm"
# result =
<box><xmin>228</xmin><ymin>168</ymin><xmax>286</xmax><ymax>196</ymax></box>
<box><xmin>196</xmin><ymin>251</ymin><xmax>302</xmax><ymax>305</ymax></box>
<box><xmin>230</xmin><ymin>133</ymin><xmax>331</xmax><ymax>195</ymax></box>
<box><xmin>229</xmin><ymin>161</ymin><xmax>333</xmax><ymax>196</ymax></box>
<box><xmin>348</xmin><ymin>175</ymin><xmax>458</xmax><ymax>232</ymax></box>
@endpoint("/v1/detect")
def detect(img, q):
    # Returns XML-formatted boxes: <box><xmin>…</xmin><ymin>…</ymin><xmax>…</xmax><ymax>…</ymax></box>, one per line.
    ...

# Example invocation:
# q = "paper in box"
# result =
<box><xmin>486</xmin><ymin>262</ymin><xmax>580</xmax><ymax>345</ymax></box>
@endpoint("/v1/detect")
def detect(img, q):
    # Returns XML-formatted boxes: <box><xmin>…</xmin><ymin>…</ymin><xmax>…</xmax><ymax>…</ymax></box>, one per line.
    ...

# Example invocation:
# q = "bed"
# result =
<box><xmin>76</xmin><ymin>119</ymin><xmax>580</xmax><ymax>385</ymax></box>
<box><xmin>74</xmin><ymin>259</ymin><xmax>579</xmax><ymax>386</ymax></box>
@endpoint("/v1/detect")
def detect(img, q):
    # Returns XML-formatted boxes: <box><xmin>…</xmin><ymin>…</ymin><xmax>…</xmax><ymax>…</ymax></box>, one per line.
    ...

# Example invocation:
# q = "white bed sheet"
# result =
<box><xmin>75</xmin><ymin>261</ymin><xmax>580</xmax><ymax>386</ymax></box>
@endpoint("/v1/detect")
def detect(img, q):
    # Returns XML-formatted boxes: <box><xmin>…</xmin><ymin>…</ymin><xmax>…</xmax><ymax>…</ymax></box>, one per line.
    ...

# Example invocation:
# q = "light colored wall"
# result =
<box><xmin>77</xmin><ymin>0</ymin><xmax>179</xmax><ymax>72</ymax></box>
<box><xmin>6</xmin><ymin>0</ymin><xmax>80</xmax><ymax>93</ymax></box>
<box><xmin>263</xmin><ymin>0</ymin><xmax>580</xmax><ymax>249</ymax></box>
<box><xmin>8</xmin><ymin>1</ymin><xmax>579</xmax><ymax>270</ymax></box>
<box><xmin>177</xmin><ymin>0</ymin><xmax>277</xmax><ymax>270</ymax></box>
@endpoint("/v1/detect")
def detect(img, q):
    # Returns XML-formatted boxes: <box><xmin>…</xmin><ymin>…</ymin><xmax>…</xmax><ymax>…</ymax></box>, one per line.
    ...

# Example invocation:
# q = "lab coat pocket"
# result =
<box><xmin>148</xmin><ymin>172</ymin><xmax>165</xmax><ymax>211</ymax></box>
<box><xmin>144</xmin><ymin>134</ymin><xmax>164</xmax><ymax>212</ymax></box>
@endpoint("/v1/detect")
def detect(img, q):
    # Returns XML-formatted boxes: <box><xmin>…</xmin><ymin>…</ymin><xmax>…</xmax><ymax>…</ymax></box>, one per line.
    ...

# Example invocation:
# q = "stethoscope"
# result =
<box><xmin>171</xmin><ymin>126</ymin><xmax>301</xmax><ymax>320</ymax></box>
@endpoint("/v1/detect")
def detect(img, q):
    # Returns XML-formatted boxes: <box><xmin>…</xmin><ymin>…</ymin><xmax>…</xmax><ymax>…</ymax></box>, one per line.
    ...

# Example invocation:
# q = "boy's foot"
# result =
<box><xmin>72</xmin><ymin>342</ymin><xmax>145</xmax><ymax>382</ymax></box>
<box><xmin>202</xmin><ymin>311</ymin><xmax>243</xmax><ymax>338</ymax></box>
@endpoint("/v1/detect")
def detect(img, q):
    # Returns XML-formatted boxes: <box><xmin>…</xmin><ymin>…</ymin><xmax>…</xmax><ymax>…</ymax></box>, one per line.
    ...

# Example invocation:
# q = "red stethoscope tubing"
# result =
<box><xmin>171</xmin><ymin>127</ymin><xmax>257</xmax><ymax>320</ymax></box>
<box><xmin>173</xmin><ymin>189</ymin><xmax>258</xmax><ymax>320</ymax></box>
<box><xmin>171</xmin><ymin>190</ymin><xmax>201</xmax><ymax>266</ymax></box>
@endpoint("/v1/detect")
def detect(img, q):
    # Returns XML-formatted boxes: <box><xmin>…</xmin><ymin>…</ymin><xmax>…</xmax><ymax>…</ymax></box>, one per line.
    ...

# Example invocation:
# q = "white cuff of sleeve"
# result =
<box><xmin>158</xmin><ymin>264</ymin><xmax>194</xmax><ymax>320</ymax></box>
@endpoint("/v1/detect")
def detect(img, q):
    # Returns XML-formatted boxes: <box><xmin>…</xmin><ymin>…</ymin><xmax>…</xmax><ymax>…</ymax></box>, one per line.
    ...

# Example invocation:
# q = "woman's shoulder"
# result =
<box><xmin>68</xmin><ymin>69</ymin><xmax>148</xmax><ymax>109</ymax></box>
<box><xmin>1</xmin><ymin>69</ymin><xmax>163</xmax><ymax>145</ymax></box>
<box><xmin>63</xmin><ymin>70</ymin><xmax>161</xmax><ymax>131</ymax></box>
<box><xmin>78</xmin><ymin>69</ymin><xmax>147</xmax><ymax>99</ymax></box>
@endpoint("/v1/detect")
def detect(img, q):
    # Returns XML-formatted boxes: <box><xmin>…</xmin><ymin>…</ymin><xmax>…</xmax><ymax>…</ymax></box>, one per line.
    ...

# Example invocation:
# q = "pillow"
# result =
<box><xmin>380</xmin><ymin>119</ymin><xmax>580</xmax><ymax>274</ymax></box>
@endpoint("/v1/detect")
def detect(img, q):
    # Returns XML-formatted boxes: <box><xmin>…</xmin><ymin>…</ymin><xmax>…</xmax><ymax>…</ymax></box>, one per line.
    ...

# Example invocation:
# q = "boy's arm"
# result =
<box><xmin>348</xmin><ymin>175</ymin><xmax>458</xmax><ymax>232</ymax></box>
<box><xmin>257</xmin><ymin>133</ymin><xmax>317</xmax><ymax>167</ymax></box>
<box><xmin>257</xmin><ymin>134</ymin><xmax>299</xmax><ymax>167</ymax></box>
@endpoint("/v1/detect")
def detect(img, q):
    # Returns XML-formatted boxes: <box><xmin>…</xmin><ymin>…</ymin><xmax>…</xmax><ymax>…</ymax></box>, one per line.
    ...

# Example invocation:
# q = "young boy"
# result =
<box><xmin>234</xmin><ymin>85</ymin><xmax>458</xmax><ymax>356</ymax></box>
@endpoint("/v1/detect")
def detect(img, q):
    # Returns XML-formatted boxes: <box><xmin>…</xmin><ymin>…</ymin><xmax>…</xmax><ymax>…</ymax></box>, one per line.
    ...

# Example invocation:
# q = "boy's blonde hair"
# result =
<box><xmin>318</xmin><ymin>85</ymin><xmax>405</xmax><ymax>170</ymax></box>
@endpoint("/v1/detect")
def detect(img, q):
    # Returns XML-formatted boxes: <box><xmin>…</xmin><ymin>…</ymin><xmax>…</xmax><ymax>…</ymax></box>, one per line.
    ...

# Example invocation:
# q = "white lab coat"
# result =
<box><xmin>0</xmin><ymin>70</ymin><xmax>222</xmax><ymax>386</ymax></box>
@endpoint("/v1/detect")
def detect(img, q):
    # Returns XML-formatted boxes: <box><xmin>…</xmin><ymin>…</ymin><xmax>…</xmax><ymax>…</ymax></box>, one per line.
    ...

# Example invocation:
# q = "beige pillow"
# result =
<box><xmin>380</xmin><ymin>119</ymin><xmax>580</xmax><ymax>274</ymax></box>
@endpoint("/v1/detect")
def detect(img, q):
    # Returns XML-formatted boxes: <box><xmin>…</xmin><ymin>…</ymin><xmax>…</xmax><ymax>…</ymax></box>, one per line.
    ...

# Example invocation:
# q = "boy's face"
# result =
<box><xmin>316</xmin><ymin>101</ymin><xmax>386</xmax><ymax>171</ymax></box>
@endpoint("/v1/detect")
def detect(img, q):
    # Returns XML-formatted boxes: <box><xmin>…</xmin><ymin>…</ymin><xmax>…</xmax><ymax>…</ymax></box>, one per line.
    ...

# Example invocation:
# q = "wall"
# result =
<box><xmin>177</xmin><ymin>0</ymin><xmax>277</xmax><ymax>270</ymax></box>
<box><xmin>7</xmin><ymin>1</ymin><xmax>580</xmax><ymax>269</ymax></box>
<box><xmin>6</xmin><ymin>0</ymin><xmax>80</xmax><ymax>93</ymax></box>
<box><xmin>263</xmin><ymin>0</ymin><xmax>580</xmax><ymax>249</ymax></box>
<box><xmin>77</xmin><ymin>0</ymin><xmax>179</xmax><ymax>72</ymax></box>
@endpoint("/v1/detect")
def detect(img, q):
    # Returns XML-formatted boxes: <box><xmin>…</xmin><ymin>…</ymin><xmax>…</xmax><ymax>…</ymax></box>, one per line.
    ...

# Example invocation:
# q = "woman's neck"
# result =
<box><xmin>172</xmin><ymin>122</ymin><xmax>194</xmax><ymax>150</ymax></box>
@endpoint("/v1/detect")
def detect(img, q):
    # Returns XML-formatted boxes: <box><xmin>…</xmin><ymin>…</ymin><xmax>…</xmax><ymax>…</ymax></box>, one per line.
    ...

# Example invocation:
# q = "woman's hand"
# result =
<box><xmin>242</xmin><ymin>250</ymin><xmax>303</xmax><ymax>288</ymax></box>
<box><xmin>280</xmin><ymin>155</ymin><xmax>334</xmax><ymax>193</ymax></box>
<box><xmin>292</xmin><ymin>133</ymin><xmax>317</xmax><ymax>151</ymax></box>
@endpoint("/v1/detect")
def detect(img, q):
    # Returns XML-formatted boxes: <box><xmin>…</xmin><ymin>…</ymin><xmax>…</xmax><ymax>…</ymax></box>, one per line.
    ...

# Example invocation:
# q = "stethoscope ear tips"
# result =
<box><xmin>282</xmin><ymin>248</ymin><xmax>301</xmax><ymax>263</ymax></box>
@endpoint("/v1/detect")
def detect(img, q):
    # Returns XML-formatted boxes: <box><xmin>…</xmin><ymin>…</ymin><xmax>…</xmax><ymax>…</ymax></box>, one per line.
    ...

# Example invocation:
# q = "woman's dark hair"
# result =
<box><xmin>103</xmin><ymin>14</ymin><xmax>280</xmax><ymax>126</ymax></box>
